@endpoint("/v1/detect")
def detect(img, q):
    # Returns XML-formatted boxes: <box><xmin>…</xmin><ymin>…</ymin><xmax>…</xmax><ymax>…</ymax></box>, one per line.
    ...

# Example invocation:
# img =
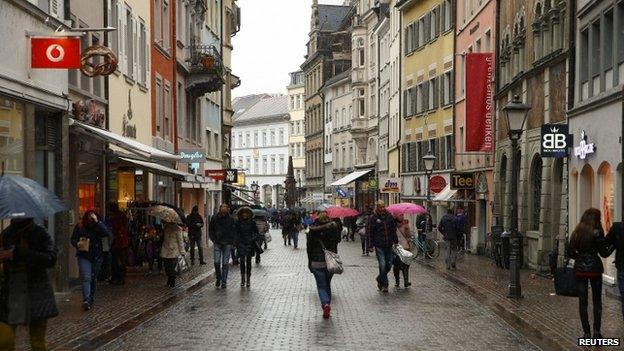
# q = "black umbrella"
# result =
<box><xmin>0</xmin><ymin>174</ymin><xmax>69</xmax><ymax>219</ymax></box>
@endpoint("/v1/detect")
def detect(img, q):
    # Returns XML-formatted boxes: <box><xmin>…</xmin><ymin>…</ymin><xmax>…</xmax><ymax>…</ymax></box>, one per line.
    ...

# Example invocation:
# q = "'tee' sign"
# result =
<box><xmin>450</xmin><ymin>173</ymin><xmax>474</xmax><ymax>190</ymax></box>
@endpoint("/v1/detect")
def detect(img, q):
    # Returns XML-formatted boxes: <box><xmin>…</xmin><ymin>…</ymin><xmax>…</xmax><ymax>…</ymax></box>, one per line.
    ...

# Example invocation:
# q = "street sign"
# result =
<box><xmin>31</xmin><ymin>37</ymin><xmax>81</xmax><ymax>68</ymax></box>
<box><xmin>429</xmin><ymin>175</ymin><xmax>446</xmax><ymax>194</ymax></box>
<box><xmin>450</xmin><ymin>172</ymin><xmax>474</xmax><ymax>190</ymax></box>
<box><xmin>541</xmin><ymin>124</ymin><xmax>572</xmax><ymax>158</ymax></box>
<box><xmin>224</xmin><ymin>169</ymin><xmax>238</xmax><ymax>183</ymax></box>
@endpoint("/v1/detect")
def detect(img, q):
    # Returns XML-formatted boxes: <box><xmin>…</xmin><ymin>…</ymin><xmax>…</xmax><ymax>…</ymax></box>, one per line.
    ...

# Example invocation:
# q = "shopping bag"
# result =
<box><xmin>554</xmin><ymin>266</ymin><xmax>578</xmax><ymax>297</ymax></box>
<box><xmin>393</xmin><ymin>244</ymin><xmax>414</xmax><ymax>265</ymax></box>
<box><xmin>264</xmin><ymin>231</ymin><xmax>272</xmax><ymax>243</ymax></box>
<box><xmin>175</xmin><ymin>256</ymin><xmax>189</xmax><ymax>274</ymax></box>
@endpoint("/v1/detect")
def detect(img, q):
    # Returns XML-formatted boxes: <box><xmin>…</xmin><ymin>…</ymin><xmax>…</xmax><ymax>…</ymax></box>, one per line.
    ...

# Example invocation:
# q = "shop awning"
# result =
<box><xmin>119</xmin><ymin>157</ymin><xmax>191</xmax><ymax>180</ymax></box>
<box><xmin>330</xmin><ymin>169</ymin><xmax>373</xmax><ymax>186</ymax></box>
<box><xmin>231</xmin><ymin>192</ymin><xmax>255</xmax><ymax>206</ymax></box>
<box><xmin>432</xmin><ymin>185</ymin><xmax>458</xmax><ymax>202</ymax></box>
<box><xmin>70</xmin><ymin>119</ymin><xmax>180</xmax><ymax>161</ymax></box>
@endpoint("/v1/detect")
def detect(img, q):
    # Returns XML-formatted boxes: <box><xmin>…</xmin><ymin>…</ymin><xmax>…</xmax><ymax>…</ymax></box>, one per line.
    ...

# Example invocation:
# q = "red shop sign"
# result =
<box><xmin>428</xmin><ymin>175</ymin><xmax>447</xmax><ymax>194</ymax></box>
<box><xmin>205</xmin><ymin>169</ymin><xmax>225</xmax><ymax>181</ymax></box>
<box><xmin>31</xmin><ymin>37</ymin><xmax>81</xmax><ymax>69</ymax></box>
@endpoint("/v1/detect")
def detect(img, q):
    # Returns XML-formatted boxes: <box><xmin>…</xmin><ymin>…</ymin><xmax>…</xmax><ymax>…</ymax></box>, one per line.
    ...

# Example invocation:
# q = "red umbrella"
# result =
<box><xmin>326</xmin><ymin>206</ymin><xmax>359</xmax><ymax>219</ymax></box>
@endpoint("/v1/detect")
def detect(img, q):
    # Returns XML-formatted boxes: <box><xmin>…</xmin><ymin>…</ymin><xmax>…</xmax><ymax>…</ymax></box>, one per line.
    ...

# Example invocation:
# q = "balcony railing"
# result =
<box><xmin>186</xmin><ymin>44</ymin><xmax>224</xmax><ymax>95</ymax></box>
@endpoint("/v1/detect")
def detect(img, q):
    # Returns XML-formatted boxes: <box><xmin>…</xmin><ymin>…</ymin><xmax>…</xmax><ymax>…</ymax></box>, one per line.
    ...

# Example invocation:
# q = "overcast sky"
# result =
<box><xmin>232</xmin><ymin>0</ymin><xmax>345</xmax><ymax>98</ymax></box>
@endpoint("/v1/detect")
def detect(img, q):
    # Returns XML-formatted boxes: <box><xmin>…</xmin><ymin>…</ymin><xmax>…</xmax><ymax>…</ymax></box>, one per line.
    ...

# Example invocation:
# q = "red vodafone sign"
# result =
<box><xmin>31</xmin><ymin>37</ymin><xmax>81</xmax><ymax>69</ymax></box>
<box><xmin>429</xmin><ymin>176</ymin><xmax>447</xmax><ymax>194</ymax></box>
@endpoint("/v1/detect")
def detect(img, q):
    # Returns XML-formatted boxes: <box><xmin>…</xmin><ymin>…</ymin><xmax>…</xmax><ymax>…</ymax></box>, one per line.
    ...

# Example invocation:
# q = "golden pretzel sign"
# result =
<box><xmin>80</xmin><ymin>45</ymin><xmax>118</xmax><ymax>77</ymax></box>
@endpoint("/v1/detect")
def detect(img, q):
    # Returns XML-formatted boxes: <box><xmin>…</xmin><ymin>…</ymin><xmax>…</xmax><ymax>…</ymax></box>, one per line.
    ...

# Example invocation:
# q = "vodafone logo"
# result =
<box><xmin>45</xmin><ymin>44</ymin><xmax>65</xmax><ymax>62</ymax></box>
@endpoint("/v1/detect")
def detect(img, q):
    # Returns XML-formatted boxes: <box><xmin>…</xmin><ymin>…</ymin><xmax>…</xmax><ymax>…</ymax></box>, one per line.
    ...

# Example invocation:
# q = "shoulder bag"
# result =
<box><xmin>320</xmin><ymin>240</ymin><xmax>343</xmax><ymax>275</ymax></box>
<box><xmin>553</xmin><ymin>242</ymin><xmax>578</xmax><ymax>297</ymax></box>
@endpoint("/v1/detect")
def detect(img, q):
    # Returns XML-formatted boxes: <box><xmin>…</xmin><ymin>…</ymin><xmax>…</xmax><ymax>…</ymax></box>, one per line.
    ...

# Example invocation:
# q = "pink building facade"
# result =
<box><xmin>454</xmin><ymin>0</ymin><xmax>496</xmax><ymax>253</ymax></box>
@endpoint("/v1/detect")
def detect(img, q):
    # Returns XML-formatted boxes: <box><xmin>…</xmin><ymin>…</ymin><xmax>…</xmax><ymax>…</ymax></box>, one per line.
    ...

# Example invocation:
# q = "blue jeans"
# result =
<box><xmin>214</xmin><ymin>244</ymin><xmax>232</xmax><ymax>284</ymax></box>
<box><xmin>311</xmin><ymin>267</ymin><xmax>333</xmax><ymax>306</ymax></box>
<box><xmin>77</xmin><ymin>256</ymin><xmax>101</xmax><ymax>304</ymax></box>
<box><xmin>618</xmin><ymin>270</ymin><xmax>624</xmax><ymax>321</ymax></box>
<box><xmin>375</xmin><ymin>247</ymin><xmax>394</xmax><ymax>287</ymax></box>
<box><xmin>292</xmin><ymin>231</ymin><xmax>299</xmax><ymax>248</ymax></box>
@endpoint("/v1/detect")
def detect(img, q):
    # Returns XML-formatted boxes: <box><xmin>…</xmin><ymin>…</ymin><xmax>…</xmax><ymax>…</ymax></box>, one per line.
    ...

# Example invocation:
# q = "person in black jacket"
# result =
<box><xmin>0</xmin><ymin>218</ymin><xmax>58</xmax><ymax>351</ymax></box>
<box><xmin>606</xmin><ymin>221</ymin><xmax>624</xmax><ymax>321</ymax></box>
<box><xmin>366</xmin><ymin>201</ymin><xmax>398</xmax><ymax>292</ymax></box>
<box><xmin>186</xmin><ymin>205</ymin><xmax>205</xmax><ymax>265</ymax></box>
<box><xmin>235</xmin><ymin>207</ymin><xmax>260</xmax><ymax>287</ymax></box>
<box><xmin>209</xmin><ymin>204</ymin><xmax>236</xmax><ymax>289</ymax></box>
<box><xmin>307</xmin><ymin>211</ymin><xmax>341</xmax><ymax>318</ymax></box>
<box><xmin>438</xmin><ymin>209</ymin><xmax>459</xmax><ymax>270</ymax></box>
<box><xmin>569</xmin><ymin>208</ymin><xmax>611</xmax><ymax>339</ymax></box>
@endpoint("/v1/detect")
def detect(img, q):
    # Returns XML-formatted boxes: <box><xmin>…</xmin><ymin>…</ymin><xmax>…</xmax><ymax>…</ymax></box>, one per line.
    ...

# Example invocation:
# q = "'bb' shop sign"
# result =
<box><xmin>540</xmin><ymin>124</ymin><xmax>572</xmax><ymax>158</ymax></box>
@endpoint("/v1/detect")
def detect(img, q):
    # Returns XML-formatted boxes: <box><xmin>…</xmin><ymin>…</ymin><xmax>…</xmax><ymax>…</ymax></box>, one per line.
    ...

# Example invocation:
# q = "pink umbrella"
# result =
<box><xmin>386</xmin><ymin>203</ymin><xmax>426</xmax><ymax>217</ymax></box>
<box><xmin>326</xmin><ymin>206</ymin><xmax>359</xmax><ymax>219</ymax></box>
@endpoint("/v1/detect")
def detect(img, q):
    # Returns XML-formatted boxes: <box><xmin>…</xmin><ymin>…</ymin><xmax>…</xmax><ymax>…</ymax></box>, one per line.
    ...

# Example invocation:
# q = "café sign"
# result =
<box><xmin>179</xmin><ymin>149</ymin><xmax>205</xmax><ymax>163</ymax></box>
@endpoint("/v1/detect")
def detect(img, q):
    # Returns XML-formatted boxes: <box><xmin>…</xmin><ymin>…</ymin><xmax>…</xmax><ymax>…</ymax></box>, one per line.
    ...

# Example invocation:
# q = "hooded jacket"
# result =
<box><xmin>235</xmin><ymin>207</ymin><xmax>260</xmax><ymax>256</ymax></box>
<box><xmin>186</xmin><ymin>211</ymin><xmax>204</xmax><ymax>238</ymax></box>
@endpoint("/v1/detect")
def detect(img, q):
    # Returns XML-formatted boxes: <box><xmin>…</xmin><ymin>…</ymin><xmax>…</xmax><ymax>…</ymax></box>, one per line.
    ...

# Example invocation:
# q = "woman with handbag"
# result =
<box><xmin>569</xmin><ymin>208</ymin><xmax>611</xmax><ymax>339</ymax></box>
<box><xmin>70</xmin><ymin>211</ymin><xmax>113</xmax><ymax>311</ymax></box>
<box><xmin>306</xmin><ymin>212</ymin><xmax>341</xmax><ymax>318</ymax></box>
<box><xmin>254</xmin><ymin>215</ymin><xmax>270</xmax><ymax>263</ymax></box>
<box><xmin>235</xmin><ymin>207</ymin><xmax>260</xmax><ymax>287</ymax></box>
<box><xmin>393</xmin><ymin>215</ymin><xmax>413</xmax><ymax>288</ymax></box>
<box><xmin>160</xmin><ymin>221</ymin><xmax>186</xmax><ymax>288</ymax></box>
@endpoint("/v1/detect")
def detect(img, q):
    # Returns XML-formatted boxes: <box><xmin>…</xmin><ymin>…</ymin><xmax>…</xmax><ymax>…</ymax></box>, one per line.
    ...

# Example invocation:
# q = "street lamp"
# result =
<box><xmin>503</xmin><ymin>95</ymin><xmax>531</xmax><ymax>299</ymax></box>
<box><xmin>422</xmin><ymin>151</ymin><xmax>436</xmax><ymax>235</ymax></box>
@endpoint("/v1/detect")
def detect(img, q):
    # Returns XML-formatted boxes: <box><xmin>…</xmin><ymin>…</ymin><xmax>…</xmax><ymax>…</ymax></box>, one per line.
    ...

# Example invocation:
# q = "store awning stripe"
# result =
<box><xmin>70</xmin><ymin>119</ymin><xmax>179</xmax><ymax>161</ymax></box>
<box><xmin>330</xmin><ymin>169</ymin><xmax>373</xmax><ymax>186</ymax></box>
<box><xmin>432</xmin><ymin>185</ymin><xmax>458</xmax><ymax>202</ymax></box>
<box><xmin>119</xmin><ymin>157</ymin><xmax>189</xmax><ymax>180</ymax></box>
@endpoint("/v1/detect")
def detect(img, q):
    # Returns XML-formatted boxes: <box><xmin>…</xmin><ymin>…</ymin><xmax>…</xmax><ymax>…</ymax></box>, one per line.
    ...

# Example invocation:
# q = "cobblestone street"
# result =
<box><xmin>100</xmin><ymin>230</ymin><xmax>539</xmax><ymax>351</ymax></box>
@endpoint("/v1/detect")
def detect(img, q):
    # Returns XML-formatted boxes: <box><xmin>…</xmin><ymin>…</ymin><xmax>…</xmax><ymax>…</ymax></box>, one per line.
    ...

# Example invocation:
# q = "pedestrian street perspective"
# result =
<box><xmin>1</xmin><ymin>0</ymin><xmax>624</xmax><ymax>350</ymax></box>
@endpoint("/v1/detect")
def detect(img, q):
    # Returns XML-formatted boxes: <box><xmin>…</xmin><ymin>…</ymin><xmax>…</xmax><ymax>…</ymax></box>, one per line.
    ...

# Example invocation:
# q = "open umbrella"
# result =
<box><xmin>147</xmin><ymin>205</ymin><xmax>183</xmax><ymax>224</ymax></box>
<box><xmin>386</xmin><ymin>203</ymin><xmax>426</xmax><ymax>217</ymax></box>
<box><xmin>252</xmin><ymin>208</ymin><xmax>269</xmax><ymax>218</ymax></box>
<box><xmin>326</xmin><ymin>206</ymin><xmax>359</xmax><ymax>219</ymax></box>
<box><xmin>0</xmin><ymin>174</ymin><xmax>69</xmax><ymax>219</ymax></box>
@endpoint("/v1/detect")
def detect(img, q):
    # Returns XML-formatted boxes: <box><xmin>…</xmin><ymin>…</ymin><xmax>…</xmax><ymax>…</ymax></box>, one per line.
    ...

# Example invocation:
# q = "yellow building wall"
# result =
<box><xmin>401</xmin><ymin>0</ymin><xmax>454</xmax><ymax>145</ymax></box>
<box><xmin>288</xmin><ymin>85</ymin><xmax>306</xmax><ymax>170</ymax></box>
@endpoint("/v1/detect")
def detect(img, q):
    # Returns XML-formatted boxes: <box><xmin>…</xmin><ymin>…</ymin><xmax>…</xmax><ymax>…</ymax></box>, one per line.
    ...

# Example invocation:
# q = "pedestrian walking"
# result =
<box><xmin>160</xmin><ymin>221</ymin><xmax>186</xmax><ymax>288</ymax></box>
<box><xmin>393</xmin><ymin>214</ymin><xmax>413</xmax><ymax>288</ymax></box>
<box><xmin>0</xmin><ymin>218</ymin><xmax>58</xmax><ymax>351</ymax></box>
<box><xmin>569</xmin><ymin>208</ymin><xmax>611</xmax><ymax>339</ymax></box>
<box><xmin>186</xmin><ymin>205</ymin><xmax>206</xmax><ymax>265</ymax></box>
<box><xmin>356</xmin><ymin>212</ymin><xmax>370</xmax><ymax>255</ymax></box>
<box><xmin>366</xmin><ymin>201</ymin><xmax>398</xmax><ymax>293</ymax></box>
<box><xmin>235</xmin><ymin>207</ymin><xmax>260</xmax><ymax>287</ymax></box>
<box><xmin>98</xmin><ymin>230</ymin><xmax>111</xmax><ymax>282</ymax></box>
<box><xmin>106</xmin><ymin>203</ymin><xmax>129</xmax><ymax>285</ymax></box>
<box><xmin>438</xmin><ymin>209</ymin><xmax>460</xmax><ymax>270</ymax></box>
<box><xmin>254</xmin><ymin>215</ymin><xmax>270</xmax><ymax>263</ymax></box>
<box><xmin>605</xmin><ymin>221</ymin><xmax>624</xmax><ymax>321</ymax></box>
<box><xmin>71</xmin><ymin>210</ymin><xmax>113</xmax><ymax>311</ymax></box>
<box><xmin>282</xmin><ymin>210</ymin><xmax>298</xmax><ymax>247</ymax></box>
<box><xmin>209</xmin><ymin>203</ymin><xmax>236</xmax><ymax>289</ymax></box>
<box><xmin>306</xmin><ymin>211</ymin><xmax>341</xmax><ymax>318</ymax></box>
<box><xmin>455</xmin><ymin>207</ymin><xmax>470</xmax><ymax>252</ymax></box>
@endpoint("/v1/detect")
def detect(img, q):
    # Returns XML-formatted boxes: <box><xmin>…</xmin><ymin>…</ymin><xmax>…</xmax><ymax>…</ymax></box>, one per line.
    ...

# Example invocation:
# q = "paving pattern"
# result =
<box><xmin>101</xmin><ymin>231</ymin><xmax>540</xmax><ymax>351</ymax></box>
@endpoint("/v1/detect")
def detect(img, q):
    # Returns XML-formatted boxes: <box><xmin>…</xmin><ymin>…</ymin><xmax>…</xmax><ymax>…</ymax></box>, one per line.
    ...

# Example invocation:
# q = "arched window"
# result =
<box><xmin>533</xmin><ymin>3</ymin><xmax>542</xmax><ymax>62</ymax></box>
<box><xmin>580</xmin><ymin>164</ymin><xmax>594</xmax><ymax>220</ymax></box>
<box><xmin>598</xmin><ymin>162</ymin><xmax>614</xmax><ymax>231</ymax></box>
<box><xmin>530</xmin><ymin>155</ymin><xmax>543</xmax><ymax>231</ymax></box>
<box><xmin>542</xmin><ymin>0</ymin><xmax>552</xmax><ymax>55</ymax></box>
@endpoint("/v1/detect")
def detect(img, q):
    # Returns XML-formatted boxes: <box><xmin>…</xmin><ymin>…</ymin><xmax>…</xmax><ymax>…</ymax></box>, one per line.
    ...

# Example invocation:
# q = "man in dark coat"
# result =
<box><xmin>366</xmin><ymin>201</ymin><xmax>398</xmax><ymax>292</ymax></box>
<box><xmin>438</xmin><ymin>208</ymin><xmax>459</xmax><ymax>270</ymax></box>
<box><xmin>186</xmin><ymin>205</ymin><xmax>206</xmax><ymax>265</ymax></box>
<box><xmin>0</xmin><ymin>218</ymin><xmax>58</xmax><ymax>351</ymax></box>
<box><xmin>106</xmin><ymin>202</ymin><xmax>129</xmax><ymax>285</ymax></box>
<box><xmin>209</xmin><ymin>203</ymin><xmax>236</xmax><ymax>288</ymax></box>
<box><xmin>606</xmin><ymin>222</ymin><xmax>624</xmax><ymax>320</ymax></box>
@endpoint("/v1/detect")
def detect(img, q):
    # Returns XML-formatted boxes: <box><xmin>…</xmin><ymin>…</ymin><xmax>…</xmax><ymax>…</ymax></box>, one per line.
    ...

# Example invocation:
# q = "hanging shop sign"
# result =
<box><xmin>465</xmin><ymin>52</ymin><xmax>494</xmax><ymax>152</ymax></box>
<box><xmin>224</xmin><ymin>169</ymin><xmax>238</xmax><ymax>183</ymax></box>
<box><xmin>72</xmin><ymin>99</ymin><xmax>105</xmax><ymax>128</ymax></box>
<box><xmin>368</xmin><ymin>178</ymin><xmax>378</xmax><ymax>189</ymax></box>
<box><xmin>206</xmin><ymin>169</ymin><xmax>225</xmax><ymax>181</ymax></box>
<box><xmin>429</xmin><ymin>175</ymin><xmax>447</xmax><ymax>194</ymax></box>
<box><xmin>540</xmin><ymin>124</ymin><xmax>572</xmax><ymax>158</ymax></box>
<box><xmin>380</xmin><ymin>178</ymin><xmax>400</xmax><ymax>193</ymax></box>
<box><xmin>80</xmin><ymin>45</ymin><xmax>118</xmax><ymax>77</ymax></box>
<box><xmin>450</xmin><ymin>173</ymin><xmax>474</xmax><ymax>190</ymax></box>
<box><xmin>336</xmin><ymin>187</ymin><xmax>347</xmax><ymax>198</ymax></box>
<box><xmin>31</xmin><ymin>37</ymin><xmax>81</xmax><ymax>69</ymax></box>
<box><xmin>574</xmin><ymin>130</ymin><xmax>595</xmax><ymax>160</ymax></box>
<box><xmin>178</xmin><ymin>149</ymin><xmax>205</xmax><ymax>163</ymax></box>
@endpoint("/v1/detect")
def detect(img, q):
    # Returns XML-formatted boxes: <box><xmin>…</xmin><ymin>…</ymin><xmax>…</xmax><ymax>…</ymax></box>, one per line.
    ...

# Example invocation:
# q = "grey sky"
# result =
<box><xmin>232</xmin><ymin>0</ymin><xmax>346</xmax><ymax>98</ymax></box>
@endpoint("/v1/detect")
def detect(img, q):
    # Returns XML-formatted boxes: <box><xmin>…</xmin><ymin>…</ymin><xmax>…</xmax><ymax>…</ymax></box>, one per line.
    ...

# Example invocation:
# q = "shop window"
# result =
<box><xmin>598</xmin><ymin>162</ymin><xmax>614</xmax><ymax>231</ymax></box>
<box><xmin>530</xmin><ymin>155</ymin><xmax>543</xmax><ymax>231</ymax></box>
<box><xmin>0</xmin><ymin>97</ymin><xmax>24</xmax><ymax>177</ymax></box>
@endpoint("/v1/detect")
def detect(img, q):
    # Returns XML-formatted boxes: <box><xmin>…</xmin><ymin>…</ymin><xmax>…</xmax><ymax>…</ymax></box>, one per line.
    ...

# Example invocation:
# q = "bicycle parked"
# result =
<box><xmin>412</xmin><ymin>231</ymin><xmax>440</xmax><ymax>259</ymax></box>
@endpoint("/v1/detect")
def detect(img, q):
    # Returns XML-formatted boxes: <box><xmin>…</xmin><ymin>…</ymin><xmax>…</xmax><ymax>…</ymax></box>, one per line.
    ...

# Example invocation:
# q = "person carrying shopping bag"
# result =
<box><xmin>160</xmin><ymin>221</ymin><xmax>186</xmax><ymax>288</ymax></box>
<box><xmin>393</xmin><ymin>214</ymin><xmax>413</xmax><ymax>288</ymax></box>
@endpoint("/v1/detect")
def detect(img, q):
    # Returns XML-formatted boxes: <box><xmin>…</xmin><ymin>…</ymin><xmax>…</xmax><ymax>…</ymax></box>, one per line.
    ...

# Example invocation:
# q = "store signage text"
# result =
<box><xmin>380</xmin><ymin>178</ymin><xmax>400</xmax><ymax>193</ymax></box>
<box><xmin>206</xmin><ymin>169</ymin><xmax>225</xmax><ymax>181</ymax></box>
<box><xmin>541</xmin><ymin>124</ymin><xmax>571</xmax><ymax>158</ymax></box>
<box><xmin>450</xmin><ymin>173</ymin><xmax>474</xmax><ymax>190</ymax></box>
<box><xmin>179</xmin><ymin>149</ymin><xmax>205</xmax><ymax>163</ymax></box>
<box><xmin>574</xmin><ymin>130</ymin><xmax>595</xmax><ymax>160</ymax></box>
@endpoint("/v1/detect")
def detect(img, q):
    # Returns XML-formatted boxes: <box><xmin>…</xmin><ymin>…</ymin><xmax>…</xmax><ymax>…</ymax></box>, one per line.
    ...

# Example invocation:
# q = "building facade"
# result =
<box><xmin>493</xmin><ymin>0</ymin><xmax>571</xmax><ymax>270</ymax></box>
<box><xmin>232</xmin><ymin>95</ymin><xmax>290</xmax><ymax>208</ymax></box>
<box><xmin>568</xmin><ymin>0</ymin><xmax>623</xmax><ymax>284</ymax></box>
<box><xmin>454</xmin><ymin>0</ymin><xmax>496</xmax><ymax>253</ymax></box>
<box><xmin>398</xmin><ymin>0</ymin><xmax>455</xmax><ymax>225</ymax></box>
<box><xmin>287</xmin><ymin>71</ymin><xmax>306</xmax><ymax>206</ymax></box>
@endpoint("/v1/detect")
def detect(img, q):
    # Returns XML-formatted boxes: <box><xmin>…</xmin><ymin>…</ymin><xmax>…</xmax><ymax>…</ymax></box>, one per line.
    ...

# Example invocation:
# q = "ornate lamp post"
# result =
<box><xmin>503</xmin><ymin>95</ymin><xmax>531</xmax><ymax>299</ymax></box>
<box><xmin>422</xmin><ymin>151</ymin><xmax>436</xmax><ymax>234</ymax></box>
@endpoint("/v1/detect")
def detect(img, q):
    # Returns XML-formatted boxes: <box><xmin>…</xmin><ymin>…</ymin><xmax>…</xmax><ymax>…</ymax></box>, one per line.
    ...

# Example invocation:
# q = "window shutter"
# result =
<box><xmin>414</xmin><ymin>21</ymin><xmax>419</xmax><ymax>49</ymax></box>
<box><xmin>107</xmin><ymin>0</ymin><xmax>112</xmax><ymax>47</ymax></box>
<box><xmin>438</xmin><ymin>76</ymin><xmax>444</xmax><ymax>107</ymax></box>
<box><xmin>440</xmin><ymin>1</ymin><xmax>446</xmax><ymax>33</ymax></box>
<box><xmin>436</xmin><ymin>6</ymin><xmax>442</xmax><ymax>36</ymax></box>
<box><xmin>450</xmin><ymin>71</ymin><xmax>455</xmax><ymax>103</ymax></box>
<box><xmin>433</xmin><ymin>77</ymin><xmax>439</xmax><ymax>109</ymax></box>
<box><xmin>450</xmin><ymin>0</ymin><xmax>455</xmax><ymax>31</ymax></box>
<box><xmin>424</xmin><ymin>13</ymin><xmax>430</xmax><ymax>42</ymax></box>
<box><xmin>404</xmin><ymin>27</ymin><xmax>409</xmax><ymax>54</ymax></box>
<box><xmin>119</xmin><ymin>2</ymin><xmax>126</xmax><ymax>74</ymax></box>
<box><xmin>403</xmin><ymin>90</ymin><xmax>407</xmax><ymax>117</ymax></box>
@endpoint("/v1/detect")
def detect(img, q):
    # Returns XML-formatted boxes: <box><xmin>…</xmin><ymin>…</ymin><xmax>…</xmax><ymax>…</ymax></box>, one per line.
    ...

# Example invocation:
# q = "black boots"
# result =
<box><xmin>403</xmin><ymin>270</ymin><xmax>411</xmax><ymax>288</ymax></box>
<box><xmin>246</xmin><ymin>274</ymin><xmax>251</xmax><ymax>287</ymax></box>
<box><xmin>241</xmin><ymin>275</ymin><xmax>246</xmax><ymax>287</ymax></box>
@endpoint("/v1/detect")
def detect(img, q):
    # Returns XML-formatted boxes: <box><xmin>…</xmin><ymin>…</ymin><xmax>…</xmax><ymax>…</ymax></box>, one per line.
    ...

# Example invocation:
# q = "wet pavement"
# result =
<box><xmin>99</xmin><ymin>230</ymin><xmax>539</xmax><ymax>351</ymax></box>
